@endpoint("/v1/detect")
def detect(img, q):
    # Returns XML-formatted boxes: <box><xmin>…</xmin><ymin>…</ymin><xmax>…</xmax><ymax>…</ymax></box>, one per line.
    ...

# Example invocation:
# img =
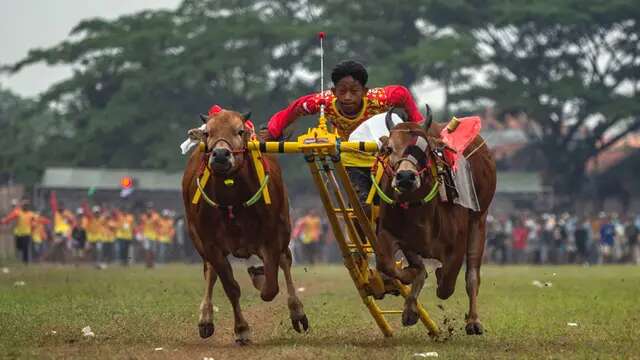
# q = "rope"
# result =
<box><xmin>194</xmin><ymin>158</ymin><xmax>271</xmax><ymax>209</ymax></box>
<box><xmin>465</xmin><ymin>138</ymin><xmax>486</xmax><ymax>159</ymax></box>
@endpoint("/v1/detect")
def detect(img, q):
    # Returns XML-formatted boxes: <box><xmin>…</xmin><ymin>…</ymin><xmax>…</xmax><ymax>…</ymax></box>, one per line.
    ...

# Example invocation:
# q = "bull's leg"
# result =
<box><xmin>401</xmin><ymin>251</ymin><xmax>427</xmax><ymax>327</ymax></box>
<box><xmin>465</xmin><ymin>217</ymin><xmax>486</xmax><ymax>335</ymax></box>
<box><xmin>279</xmin><ymin>248</ymin><xmax>309</xmax><ymax>332</ymax></box>
<box><xmin>375</xmin><ymin>228</ymin><xmax>415</xmax><ymax>285</ymax></box>
<box><xmin>435</xmin><ymin>251</ymin><xmax>464</xmax><ymax>300</ymax></box>
<box><xmin>209</xmin><ymin>252</ymin><xmax>251</xmax><ymax>345</ymax></box>
<box><xmin>198</xmin><ymin>261</ymin><xmax>218</xmax><ymax>338</ymax></box>
<box><xmin>259</xmin><ymin>248</ymin><xmax>281</xmax><ymax>302</ymax></box>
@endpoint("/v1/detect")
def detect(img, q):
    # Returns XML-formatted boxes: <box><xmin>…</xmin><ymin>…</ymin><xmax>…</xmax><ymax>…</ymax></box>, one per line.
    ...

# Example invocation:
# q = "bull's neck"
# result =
<box><xmin>207</xmin><ymin>154</ymin><xmax>259</xmax><ymax>206</ymax></box>
<box><xmin>382</xmin><ymin>175</ymin><xmax>437</xmax><ymax>206</ymax></box>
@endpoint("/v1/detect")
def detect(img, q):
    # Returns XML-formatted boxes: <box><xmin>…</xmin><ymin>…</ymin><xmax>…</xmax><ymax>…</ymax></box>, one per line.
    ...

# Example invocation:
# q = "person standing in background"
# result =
<box><xmin>511</xmin><ymin>218</ymin><xmax>528</xmax><ymax>264</ymax></box>
<box><xmin>100</xmin><ymin>209</ymin><xmax>117</xmax><ymax>265</ymax></box>
<box><xmin>31</xmin><ymin>211</ymin><xmax>51</xmax><ymax>261</ymax></box>
<box><xmin>625</xmin><ymin>217</ymin><xmax>639</xmax><ymax>264</ymax></box>
<box><xmin>114</xmin><ymin>209</ymin><xmax>135</xmax><ymax>266</ymax></box>
<box><xmin>156</xmin><ymin>210</ymin><xmax>175</xmax><ymax>264</ymax></box>
<box><xmin>83</xmin><ymin>205</ymin><xmax>103</xmax><ymax>267</ymax></box>
<box><xmin>71</xmin><ymin>208</ymin><xmax>87</xmax><ymax>262</ymax></box>
<box><xmin>138</xmin><ymin>206</ymin><xmax>161</xmax><ymax>268</ymax></box>
<box><xmin>574</xmin><ymin>217</ymin><xmax>590</xmax><ymax>264</ymax></box>
<box><xmin>50</xmin><ymin>204</ymin><xmax>75</xmax><ymax>263</ymax></box>
<box><xmin>1</xmin><ymin>200</ymin><xmax>34</xmax><ymax>264</ymax></box>
<box><xmin>292</xmin><ymin>209</ymin><xmax>322</xmax><ymax>265</ymax></box>
<box><xmin>599</xmin><ymin>215</ymin><xmax>615</xmax><ymax>264</ymax></box>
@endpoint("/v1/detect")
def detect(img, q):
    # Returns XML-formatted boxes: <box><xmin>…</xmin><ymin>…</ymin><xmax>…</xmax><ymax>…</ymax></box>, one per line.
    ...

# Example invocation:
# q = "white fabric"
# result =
<box><xmin>452</xmin><ymin>155</ymin><xmax>480</xmax><ymax>211</ymax></box>
<box><xmin>179</xmin><ymin>124</ymin><xmax>206</xmax><ymax>155</ymax></box>
<box><xmin>348</xmin><ymin>112</ymin><xmax>403</xmax><ymax>145</ymax></box>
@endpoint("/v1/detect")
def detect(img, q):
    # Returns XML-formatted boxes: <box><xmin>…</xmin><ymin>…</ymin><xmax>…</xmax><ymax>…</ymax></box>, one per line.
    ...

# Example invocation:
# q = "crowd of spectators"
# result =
<box><xmin>0</xmin><ymin>199</ymin><xmax>197</xmax><ymax>267</ymax></box>
<box><xmin>486</xmin><ymin>212</ymin><xmax>640</xmax><ymax>265</ymax></box>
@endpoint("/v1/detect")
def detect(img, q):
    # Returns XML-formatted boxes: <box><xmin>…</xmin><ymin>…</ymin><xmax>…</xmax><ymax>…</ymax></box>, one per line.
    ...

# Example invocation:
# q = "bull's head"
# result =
<box><xmin>380</xmin><ymin>105</ymin><xmax>436</xmax><ymax>195</ymax></box>
<box><xmin>190</xmin><ymin>110</ymin><xmax>252</xmax><ymax>175</ymax></box>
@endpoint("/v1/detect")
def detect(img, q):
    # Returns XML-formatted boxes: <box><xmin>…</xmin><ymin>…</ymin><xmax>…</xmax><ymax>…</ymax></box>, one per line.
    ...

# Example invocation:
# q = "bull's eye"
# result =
<box><xmin>237</xmin><ymin>129</ymin><xmax>245</xmax><ymax>136</ymax></box>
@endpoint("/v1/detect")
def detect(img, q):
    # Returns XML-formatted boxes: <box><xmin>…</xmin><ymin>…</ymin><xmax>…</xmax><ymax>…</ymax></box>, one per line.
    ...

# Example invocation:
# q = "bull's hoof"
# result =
<box><xmin>198</xmin><ymin>322</ymin><xmax>215</xmax><ymax>338</ymax></box>
<box><xmin>291</xmin><ymin>314</ymin><xmax>310</xmax><ymax>333</ymax></box>
<box><xmin>235</xmin><ymin>330</ymin><xmax>251</xmax><ymax>346</ymax></box>
<box><xmin>465</xmin><ymin>321</ymin><xmax>484</xmax><ymax>335</ymax></box>
<box><xmin>402</xmin><ymin>308</ymin><xmax>419</xmax><ymax>327</ymax></box>
<box><xmin>260</xmin><ymin>286</ymin><xmax>279</xmax><ymax>302</ymax></box>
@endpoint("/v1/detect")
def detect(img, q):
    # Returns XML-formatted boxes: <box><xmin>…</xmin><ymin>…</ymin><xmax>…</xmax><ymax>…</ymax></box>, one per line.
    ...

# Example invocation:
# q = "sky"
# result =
<box><xmin>0</xmin><ymin>0</ymin><xmax>444</xmax><ymax>107</ymax></box>
<box><xmin>0</xmin><ymin>0</ymin><xmax>180</xmax><ymax>96</ymax></box>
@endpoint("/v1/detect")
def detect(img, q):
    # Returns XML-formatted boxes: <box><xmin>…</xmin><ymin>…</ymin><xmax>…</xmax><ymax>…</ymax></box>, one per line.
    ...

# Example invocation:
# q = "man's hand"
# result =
<box><xmin>258</xmin><ymin>127</ymin><xmax>275</xmax><ymax>141</ymax></box>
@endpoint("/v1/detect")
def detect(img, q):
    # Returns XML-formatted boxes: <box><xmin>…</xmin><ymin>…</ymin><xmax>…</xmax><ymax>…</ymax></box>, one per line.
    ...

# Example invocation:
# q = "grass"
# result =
<box><xmin>0</xmin><ymin>263</ymin><xmax>638</xmax><ymax>359</ymax></box>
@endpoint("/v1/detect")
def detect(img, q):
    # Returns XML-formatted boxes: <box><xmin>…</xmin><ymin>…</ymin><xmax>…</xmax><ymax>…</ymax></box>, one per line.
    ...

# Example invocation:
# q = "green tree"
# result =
<box><xmin>5</xmin><ymin>1</ymin><xmax>319</xmax><ymax>174</ymax></box>
<box><xmin>430</xmin><ymin>0</ymin><xmax>640</xmax><ymax>206</ymax></box>
<box><xmin>0</xmin><ymin>87</ymin><xmax>56</xmax><ymax>184</ymax></box>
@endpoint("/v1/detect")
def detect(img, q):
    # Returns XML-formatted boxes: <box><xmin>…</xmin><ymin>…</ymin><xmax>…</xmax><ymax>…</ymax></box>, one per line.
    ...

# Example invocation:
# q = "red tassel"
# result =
<box><xmin>208</xmin><ymin>104</ymin><xmax>223</xmax><ymax>116</ymax></box>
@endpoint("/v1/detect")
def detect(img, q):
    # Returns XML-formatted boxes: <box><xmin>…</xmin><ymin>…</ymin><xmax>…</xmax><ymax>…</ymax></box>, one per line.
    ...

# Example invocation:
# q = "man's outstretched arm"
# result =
<box><xmin>384</xmin><ymin>85</ymin><xmax>424</xmax><ymax>123</ymax></box>
<box><xmin>266</xmin><ymin>93</ymin><xmax>321</xmax><ymax>140</ymax></box>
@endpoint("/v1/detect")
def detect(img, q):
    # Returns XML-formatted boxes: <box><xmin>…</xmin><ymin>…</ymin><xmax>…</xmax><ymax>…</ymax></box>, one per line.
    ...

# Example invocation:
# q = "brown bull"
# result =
<box><xmin>374</xmin><ymin>115</ymin><xmax>496</xmax><ymax>335</ymax></box>
<box><xmin>182</xmin><ymin>109</ymin><xmax>308</xmax><ymax>345</ymax></box>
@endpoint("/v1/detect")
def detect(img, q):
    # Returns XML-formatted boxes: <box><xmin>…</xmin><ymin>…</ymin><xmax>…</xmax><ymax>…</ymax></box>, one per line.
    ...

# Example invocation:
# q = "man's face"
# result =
<box><xmin>332</xmin><ymin>76</ymin><xmax>366</xmax><ymax>116</ymax></box>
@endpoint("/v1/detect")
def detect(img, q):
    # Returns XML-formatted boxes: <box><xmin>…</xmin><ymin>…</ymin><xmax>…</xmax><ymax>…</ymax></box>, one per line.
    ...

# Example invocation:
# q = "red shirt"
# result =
<box><xmin>512</xmin><ymin>227</ymin><xmax>529</xmax><ymax>250</ymax></box>
<box><xmin>268</xmin><ymin>85</ymin><xmax>423</xmax><ymax>167</ymax></box>
<box><xmin>268</xmin><ymin>85</ymin><xmax>423</xmax><ymax>139</ymax></box>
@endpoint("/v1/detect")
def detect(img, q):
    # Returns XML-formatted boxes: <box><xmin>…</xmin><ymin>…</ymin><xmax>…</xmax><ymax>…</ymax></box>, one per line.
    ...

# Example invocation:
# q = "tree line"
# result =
<box><xmin>1</xmin><ymin>0</ymin><xmax>639</xmax><ymax>205</ymax></box>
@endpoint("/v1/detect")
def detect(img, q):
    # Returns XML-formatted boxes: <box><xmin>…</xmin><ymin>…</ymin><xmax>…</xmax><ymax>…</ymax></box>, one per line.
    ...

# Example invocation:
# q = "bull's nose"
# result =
<box><xmin>395</xmin><ymin>170</ymin><xmax>417</xmax><ymax>189</ymax></box>
<box><xmin>212</xmin><ymin>148</ymin><xmax>231</xmax><ymax>163</ymax></box>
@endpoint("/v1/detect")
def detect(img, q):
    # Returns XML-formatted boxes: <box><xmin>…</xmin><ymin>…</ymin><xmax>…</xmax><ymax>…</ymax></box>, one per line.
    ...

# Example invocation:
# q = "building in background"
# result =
<box><xmin>37</xmin><ymin>167</ymin><xmax>183</xmax><ymax>213</ymax></box>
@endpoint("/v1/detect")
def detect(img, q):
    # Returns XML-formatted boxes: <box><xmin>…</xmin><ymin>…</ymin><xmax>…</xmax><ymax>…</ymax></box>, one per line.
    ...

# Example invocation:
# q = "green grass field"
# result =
<box><xmin>1</xmin><ymin>263</ymin><xmax>638</xmax><ymax>359</ymax></box>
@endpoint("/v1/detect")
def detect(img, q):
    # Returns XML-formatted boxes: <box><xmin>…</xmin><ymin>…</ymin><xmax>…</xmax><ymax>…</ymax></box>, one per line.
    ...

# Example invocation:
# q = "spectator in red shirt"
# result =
<box><xmin>512</xmin><ymin>219</ymin><xmax>529</xmax><ymax>264</ymax></box>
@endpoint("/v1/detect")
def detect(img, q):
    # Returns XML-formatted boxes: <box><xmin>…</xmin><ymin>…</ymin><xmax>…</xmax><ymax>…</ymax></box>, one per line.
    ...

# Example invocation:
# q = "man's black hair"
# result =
<box><xmin>331</xmin><ymin>60</ymin><xmax>368</xmax><ymax>87</ymax></box>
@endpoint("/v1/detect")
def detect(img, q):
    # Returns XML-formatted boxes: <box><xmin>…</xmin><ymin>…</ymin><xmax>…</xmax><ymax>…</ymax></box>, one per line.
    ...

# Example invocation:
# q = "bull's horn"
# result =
<box><xmin>385</xmin><ymin>107</ymin><xmax>407</xmax><ymax>131</ymax></box>
<box><xmin>424</xmin><ymin>104</ymin><xmax>433</xmax><ymax>130</ymax></box>
<box><xmin>241</xmin><ymin>111</ymin><xmax>252</xmax><ymax>121</ymax></box>
<box><xmin>199</xmin><ymin>113</ymin><xmax>209</xmax><ymax>123</ymax></box>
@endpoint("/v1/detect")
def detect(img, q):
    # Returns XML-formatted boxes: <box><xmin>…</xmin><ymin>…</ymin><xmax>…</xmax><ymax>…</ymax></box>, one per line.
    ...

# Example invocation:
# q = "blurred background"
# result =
<box><xmin>0</xmin><ymin>0</ymin><xmax>638</xmax><ymax>266</ymax></box>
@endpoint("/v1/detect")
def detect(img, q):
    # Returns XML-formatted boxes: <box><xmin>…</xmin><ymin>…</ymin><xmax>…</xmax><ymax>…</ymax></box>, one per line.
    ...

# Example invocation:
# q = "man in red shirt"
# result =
<box><xmin>261</xmin><ymin>60</ymin><xmax>424</xmax><ymax>202</ymax></box>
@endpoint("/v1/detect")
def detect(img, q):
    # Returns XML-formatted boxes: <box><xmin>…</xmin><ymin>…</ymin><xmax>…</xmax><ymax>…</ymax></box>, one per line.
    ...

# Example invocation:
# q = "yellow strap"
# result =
<box><xmin>366</xmin><ymin>164</ymin><xmax>385</xmax><ymax>205</ymax></box>
<box><xmin>250</xmin><ymin>149</ymin><xmax>271</xmax><ymax>205</ymax></box>
<box><xmin>192</xmin><ymin>167</ymin><xmax>211</xmax><ymax>204</ymax></box>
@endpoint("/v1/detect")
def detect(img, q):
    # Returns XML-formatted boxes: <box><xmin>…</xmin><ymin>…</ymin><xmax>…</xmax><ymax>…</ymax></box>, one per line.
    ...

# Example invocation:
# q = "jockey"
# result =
<box><xmin>261</xmin><ymin>60</ymin><xmax>424</xmax><ymax>202</ymax></box>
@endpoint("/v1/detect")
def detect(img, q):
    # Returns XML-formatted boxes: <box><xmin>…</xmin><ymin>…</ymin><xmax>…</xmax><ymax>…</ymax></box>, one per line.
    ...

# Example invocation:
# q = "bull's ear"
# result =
<box><xmin>241</xmin><ymin>111</ymin><xmax>252</xmax><ymax>121</ymax></box>
<box><xmin>187</xmin><ymin>128</ymin><xmax>206</xmax><ymax>141</ymax></box>
<box><xmin>424</xmin><ymin>104</ymin><xmax>433</xmax><ymax>131</ymax></box>
<box><xmin>378</xmin><ymin>136</ymin><xmax>391</xmax><ymax>155</ymax></box>
<box><xmin>199</xmin><ymin>113</ymin><xmax>209</xmax><ymax>123</ymax></box>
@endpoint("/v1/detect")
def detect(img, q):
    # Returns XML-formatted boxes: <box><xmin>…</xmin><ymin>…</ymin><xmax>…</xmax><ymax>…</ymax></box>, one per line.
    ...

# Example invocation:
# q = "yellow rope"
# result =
<box><xmin>465</xmin><ymin>138</ymin><xmax>487</xmax><ymax>159</ymax></box>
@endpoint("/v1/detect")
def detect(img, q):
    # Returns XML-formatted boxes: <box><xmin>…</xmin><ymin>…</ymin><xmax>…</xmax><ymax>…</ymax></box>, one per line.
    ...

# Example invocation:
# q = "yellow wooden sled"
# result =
<box><xmin>246</xmin><ymin>113</ymin><xmax>439</xmax><ymax>338</ymax></box>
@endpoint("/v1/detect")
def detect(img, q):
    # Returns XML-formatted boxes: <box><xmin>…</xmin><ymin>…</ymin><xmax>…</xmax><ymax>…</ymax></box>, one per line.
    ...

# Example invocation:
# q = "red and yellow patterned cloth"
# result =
<box><xmin>267</xmin><ymin>85</ymin><xmax>424</xmax><ymax>167</ymax></box>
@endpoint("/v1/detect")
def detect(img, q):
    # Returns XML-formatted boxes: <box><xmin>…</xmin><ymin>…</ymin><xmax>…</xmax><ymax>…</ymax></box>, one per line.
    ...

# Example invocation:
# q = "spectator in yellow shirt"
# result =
<box><xmin>31</xmin><ymin>212</ymin><xmax>51</xmax><ymax>261</ymax></box>
<box><xmin>138</xmin><ymin>206</ymin><xmax>161</xmax><ymax>268</ymax></box>
<box><xmin>99</xmin><ymin>210</ymin><xmax>117</xmax><ymax>264</ymax></box>
<box><xmin>292</xmin><ymin>209</ymin><xmax>323</xmax><ymax>265</ymax></box>
<box><xmin>1</xmin><ymin>200</ymin><xmax>34</xmax><ymax>263</ymax></box>
<box><xmin>156</xmin><ymin>210</ymin><xmax>175</xmax><ymax>264</ymax></box>
<box><xmin>51</xmin><ymin>206</ymin><xmax>75</xmax><ymax>263</ymax></box>
<box><xmin>114</xmin><ymin>210</ymin><xmax>135</xmax><ymax>265</ymax></box>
